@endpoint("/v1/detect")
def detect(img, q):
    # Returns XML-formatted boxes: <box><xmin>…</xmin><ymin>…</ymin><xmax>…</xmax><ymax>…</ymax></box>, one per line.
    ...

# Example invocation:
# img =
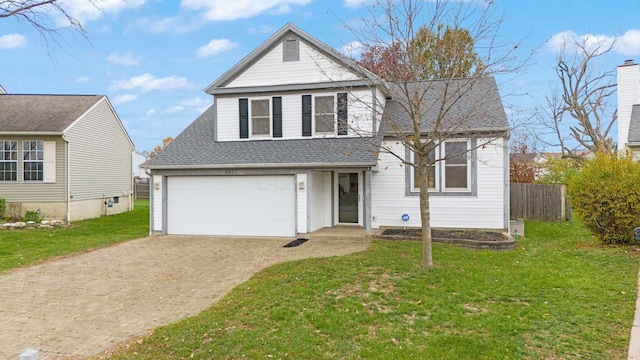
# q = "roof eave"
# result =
<box><xmin>0</xmin><ymin>131</ymin><xmax>64</xmax><ymax>136</ymax></box>
<box><xmin>147</xmin><ymin>161</ymin><xmax>377</xmax><ymax>170</ymax></box>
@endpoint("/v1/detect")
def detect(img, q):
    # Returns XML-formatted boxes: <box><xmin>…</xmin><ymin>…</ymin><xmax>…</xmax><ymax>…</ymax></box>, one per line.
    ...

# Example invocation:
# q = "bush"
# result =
<box><xmin>24</xmin><ymin>210</ymin><xmax>40</xmax><ymax>223</ymax></box>
<box><xmin>0</xmin><ymin>198</ymin><xmax>5</xmax><ymax>216</ymax></box>
<box><xmin>568</xmin><ymin>153</ymin><xmax>640</xmax><ymax>244</ymax></box>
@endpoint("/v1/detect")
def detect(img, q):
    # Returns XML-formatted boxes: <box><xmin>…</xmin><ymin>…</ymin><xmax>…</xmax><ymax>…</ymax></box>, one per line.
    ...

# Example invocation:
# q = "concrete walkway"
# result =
<box><xmin>0</xmin><ymin>235</ymin><xmax>370</xmax><ymax>359</ymax></box>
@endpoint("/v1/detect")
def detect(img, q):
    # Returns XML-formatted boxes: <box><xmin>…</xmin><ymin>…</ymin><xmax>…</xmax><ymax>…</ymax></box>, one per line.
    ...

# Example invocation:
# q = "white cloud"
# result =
<box><xmin>180</xmin><ymin>0</ymin><xmax>311</xmax><ymax>21</ymax></box>
<box><xmin>110</xmin><ymin>73</ymin><xmax>191</xmax><ymax>93</ymax></box>
<box><xmin>137</xmin><ymin>16</ymin><xmax>196</xmax><ymax>34</ymax></box>
<box><xmin>341</xmin><ymin>41</ymin><xmax>365</xmax><ymax>58</ymax></box>
<box><xmin>248</xmin><ymin>25</ymin><xmax>274</xmax><ymax>35</ymax></box>
<box><xmin>164</xmin><ymin>106</ymin><xmax>184</xmax><ymax>114</ymax></box>
<box><xmin>58</xmin><ymin>0</ymin><xmax>146</xmax><ymax>24</ymax></box>
<box><xmin>343</xmin><ymin>0</ymin><xmax>375</xmax><ymax>8</ymax></box>
<box><xmin>145</xmin><ymin>108</ymin><xmax>156</xmax><ymax>116</ymax></box>
<box><xmin>0</xmin><ymin>34</ymin><xmax>27</xmax><ymax>49</ymax></box>
<box><xmin>617</xmin><ymin>29</ymin><xmax>640</xmax><ymax>56</ymax></box>
<box><xmin>548</xmin><ymin>29</ymin><xmax>640</xmax><ymax>56</ymax></box>
<box><xmin>195</xmin><ymin>38</ymin><xmax>238</xmax><ymax>58</ymax></box>
<box><xmin>107</xmin><ymin>52</ymin><xmax>140</xmax><ymax>66</ymax></box>
<box><xmin>113</xmin><ymin>94</ymin><xmax>139</xmax><ymax>104</ymax></box>
<box><xmin>75</xmin><ymin>76</ymin><xmax>90</xmax><ymax>83</ymax></box>
<box><xmin>180</xmin><ymin>96</ymin><xmax>212</xmax><ymax>113</ymax></box>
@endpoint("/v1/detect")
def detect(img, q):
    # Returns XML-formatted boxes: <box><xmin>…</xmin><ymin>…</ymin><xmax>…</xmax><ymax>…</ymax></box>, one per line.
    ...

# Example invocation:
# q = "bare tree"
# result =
<box><xmin>535</xmin><ymin>34</ymin><xmax>617</xmax><ymax>157</ymax></box>
<box><xmin>1</xmin><ymin>0</ymin><xmax>102</xmax><ymax>45</ymax></box>
<box><xmin>346</xmin><ymin>0</ymin><xmax>521</xmax><ymax>267</ymax></box>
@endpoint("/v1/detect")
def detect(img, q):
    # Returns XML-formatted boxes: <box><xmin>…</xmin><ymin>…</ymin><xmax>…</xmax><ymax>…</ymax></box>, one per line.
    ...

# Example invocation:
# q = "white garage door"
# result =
<box><xmin>167</xmin><ymin>175</ymin><xmax>296</xmax><ymax>237</ymax></box>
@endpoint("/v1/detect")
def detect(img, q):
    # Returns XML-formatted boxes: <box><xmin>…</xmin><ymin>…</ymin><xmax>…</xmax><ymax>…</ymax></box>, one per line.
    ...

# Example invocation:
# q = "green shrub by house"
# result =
<box><xmin>0</xmin><ymin>198</ymin><xmax>5</xmax><ymax>217</ymax></box>
<box><xmin>568</xmin><ymin>153</ymin><xmax>640</xmax><ymax>244</ymax></box>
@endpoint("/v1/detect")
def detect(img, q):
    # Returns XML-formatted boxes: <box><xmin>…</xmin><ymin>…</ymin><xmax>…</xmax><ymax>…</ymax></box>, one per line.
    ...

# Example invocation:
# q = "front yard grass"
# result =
<box><xmin>0</xmin><ymin>200</ymin><xmax>149</xmax><ymax>273</ymax></box>
<box><xmin>103</xmin><ymin>220</ymin><xmax>640</xmax><ymax>359</ymax></box>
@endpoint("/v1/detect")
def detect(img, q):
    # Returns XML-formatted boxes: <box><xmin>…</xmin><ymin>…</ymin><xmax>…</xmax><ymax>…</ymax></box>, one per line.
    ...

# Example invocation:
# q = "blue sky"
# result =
<box><xmin>1</xmin><ymin>0</ymin><xmax>639</xmax><ymax>152</ymax></box>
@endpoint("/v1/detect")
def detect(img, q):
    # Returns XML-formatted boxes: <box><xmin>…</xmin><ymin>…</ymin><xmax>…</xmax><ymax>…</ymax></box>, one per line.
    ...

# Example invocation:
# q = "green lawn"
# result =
<box><xmin>102</xmin><ymin>220</ymin><xmax>640</xmax><ymax>360</ymax></box>
<box><xmin>0</xmin><ymin>200</ymin><xmax>149</xmax><ymax>273</ymax></box>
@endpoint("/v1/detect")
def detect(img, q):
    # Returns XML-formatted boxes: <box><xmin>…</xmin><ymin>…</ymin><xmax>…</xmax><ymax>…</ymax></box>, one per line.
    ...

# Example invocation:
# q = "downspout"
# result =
<box><xmin>62</xmin><ymin>134</ymin><xmax>71</xmax><ymax>224</ymax></box>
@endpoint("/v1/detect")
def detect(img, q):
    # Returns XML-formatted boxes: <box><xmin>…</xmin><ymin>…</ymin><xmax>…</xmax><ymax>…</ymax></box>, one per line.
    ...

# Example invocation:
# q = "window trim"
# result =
<box><xmin>314</xmin><ymin>95</ymin><xmax>336</xmax><ymax>135</ymax></box>
<box><xmin>0</xmin><ymin>140</ymin><xmax>18</xmax><ymax>182</ymax></box>
<box><xmin>442</xmin><ymin>139</ymin><xmax>471</xmax><ymax>192</ymax></box>
<box><xmin>411</xmin><ymin>145</ymin><xmax>439</xmax><ymax>192</ymax></box>
<box><xmin>23</xmin><ymin>140</ymin><xmax>44</xmax><ymax>183</ymax></box>
<box><xmin>249</xmin><ymin>98</ymin><xmax>272</xmax><ymax>138</ymax></box>
<box><xmin>405</xmin><ymin>138</ymin><xmax>477</xmax><ymax>197</ymax></box>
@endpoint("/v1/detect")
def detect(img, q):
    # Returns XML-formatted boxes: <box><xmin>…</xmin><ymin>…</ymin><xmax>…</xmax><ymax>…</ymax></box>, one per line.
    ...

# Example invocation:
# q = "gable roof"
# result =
<box><xmin>205</xmin><ymin>22</ymin><xmax>381</xmax><ymax>94</ymax></box>
<box><xmin>147</xmin><ymin>105</ymin><xmax>381</xmax><ymax>169</ymax></box>
<box><xmin>627</xmin><ymin>104</ymin><xmax>640</xmax><ymax>145</ymax></box>
<box><xmin>0</xmin><ymin>94</ymin><xmax>104</xmax><ymax>133</ymax></box>
<box><xmin>380</xmin><ymin>77</ymin><xmax>509</xmax><ymax>136</ymax></box>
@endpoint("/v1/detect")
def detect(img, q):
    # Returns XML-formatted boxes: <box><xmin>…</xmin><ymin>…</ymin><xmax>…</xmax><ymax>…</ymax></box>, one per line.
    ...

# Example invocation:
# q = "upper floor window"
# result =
<box><xmin>283</xmin><ymin>39</ymin><xmax>299</xmax><ymax>61</ymax></box>
<box><xmin>315</xmin><ymin>96</ymin><xmax>335</xmax><ymax>133</ymax></box>
<box><xmin>23</xmin><ymin>140</ymin><xmax>43</xmax><ymax>182</ymax></box>
<box><xmin>0</xmin><ymin>140</ymin><xmax>17</xmax><ymax>182</ymax></box>
<box><xmin>251</xmin><ymin>99</ymin><xmax>270</xmax><ymax>136</ymax></box>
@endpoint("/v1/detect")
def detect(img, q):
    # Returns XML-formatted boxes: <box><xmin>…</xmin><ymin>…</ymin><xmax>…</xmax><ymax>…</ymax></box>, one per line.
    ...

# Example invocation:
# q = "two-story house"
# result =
<box><xmin>618</xmin><ymin>60</ymin><xmax>640</xmax><ymax>157</ymax></box>
<box><xmin>146</xmin><ymin>23</ymin><xmax>510</xmax><ymax>237</ymax></box>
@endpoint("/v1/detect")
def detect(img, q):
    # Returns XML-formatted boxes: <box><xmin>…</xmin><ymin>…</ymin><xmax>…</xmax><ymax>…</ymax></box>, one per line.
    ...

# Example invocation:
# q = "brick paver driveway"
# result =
<box><xmin>0</xmin><ymin>236</ymin><xmax>370</xmax><ymax>359</ymax></box>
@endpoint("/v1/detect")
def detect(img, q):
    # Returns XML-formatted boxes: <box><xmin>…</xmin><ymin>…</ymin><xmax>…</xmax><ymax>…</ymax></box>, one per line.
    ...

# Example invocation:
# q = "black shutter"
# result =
<box><xmin>272</xmin><ymin>97</ymin><xmax>282</xmax><ymax>138</ymax></box>
<box><xmin>337</xmin><ymin>92</ymin><xmax>348</xmax><ymax>136</ymax></box>
<box><xmin>239</xmin><ymin>98</ymin><xmax>249</xmax><ymax>139</ymax></box>
<box><xmin>302</xmin><ymin>95</ymin><xmax>312</xmax><ymax>136</ymax></box>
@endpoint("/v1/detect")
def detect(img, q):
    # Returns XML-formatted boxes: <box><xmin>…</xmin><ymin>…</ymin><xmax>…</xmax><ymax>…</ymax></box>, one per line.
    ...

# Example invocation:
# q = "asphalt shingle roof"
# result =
<box><xmin>380</xmin><ymin>77</ymin><xmax>509</xmax><ymax>135</ymax></box>
<box><xmin>148</xmin><ymin>105</ymin><xmax>382</xmax><ymax>168</ymax></box>
<box><xmin>628</xmin><ymin>104</ymin><xmax>640</xmax><ymax>143</ymax></box>
<box><xmin>0</xmin><ymin>94</ymin><xmax>103</xmax><ymax>132</ymax></box>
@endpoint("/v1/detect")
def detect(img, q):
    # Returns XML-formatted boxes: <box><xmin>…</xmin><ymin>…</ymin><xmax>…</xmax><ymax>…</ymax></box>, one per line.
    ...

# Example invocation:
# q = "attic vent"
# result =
<box><xmin>283</xmin><ymin>39</ymin><xmax>299</xmax><ymax>61</ymax></box>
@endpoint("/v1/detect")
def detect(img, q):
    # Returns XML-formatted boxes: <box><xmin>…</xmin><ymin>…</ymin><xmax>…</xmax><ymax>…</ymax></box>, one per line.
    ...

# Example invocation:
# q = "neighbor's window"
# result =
<box><xmin>443</xmin><ymin>141</ymin><xmax>470</xmax><ymax>190</ymax></box>
<box><xmin>0</xmin><ymin>140</ymin><xmax>17</xmax><ymax>182</ymax></box>
<box><xmin>413</xmin><ymin>146</ymin><xmax>437</xmax><ymax>190</ymax></box>
<box><xmin>23</xmin><ymin>140</ymin><xmax>43</xmax><ymax>182</ymax></box>
<box><xmin>315</xmin><ymin>96</ymin><xmax>335</xmax><ymax>133</ymax></box>
<box><xmin>251</xmin><ymin>99</ymin><xmax>270</xmax><ymax>136</ymax></box>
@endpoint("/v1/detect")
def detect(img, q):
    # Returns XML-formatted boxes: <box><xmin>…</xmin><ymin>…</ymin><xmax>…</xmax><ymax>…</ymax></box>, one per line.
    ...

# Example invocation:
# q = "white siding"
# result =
<box><xmin>296</xmin><ymin>173</ymin><xmax>307</xmax><ymax>234</ymax></box>
<box><xmin>215</xmin><ymin>88</ymin><xmax>376</xmax><ymax>142</ymax></box>
<box><xmin>371</xmin><ymin>138</ymin><xmax>506</xmax><ymax>230</ymax></box>
<box><xmin>618</xmin><ymin>63</ymin><xmax>640</xmax><ymax>148</ymax></box>
<box><xmin>227</xmin><ymin>40</ymin><xmax>359</xmax><ymax>88</ymax></box>
<box><xmin>152</xmin><ymin>175</ymin><xmax>163</xmax><ymax>232</ymax></box>
<box><xmin>66</xmin><ymin>98</ymin><xmax>134</xmax><ymax>201</ymax></box>
<box><xmin>309</xmin><ymin>171</ymin><xmax>330</xmax><ymax>232</ymax></box>
<box><xmin>323</xmin><ymin>172</ymin><xmax>332</xmax><ymax>226</ymax></box>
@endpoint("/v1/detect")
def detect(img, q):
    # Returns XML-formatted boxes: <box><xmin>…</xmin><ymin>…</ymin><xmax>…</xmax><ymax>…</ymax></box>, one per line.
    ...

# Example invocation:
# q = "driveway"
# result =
<box><xmin>0</xmin><ymin>235</ymin><xmax>370</xmax><ymax>359</ymax></box>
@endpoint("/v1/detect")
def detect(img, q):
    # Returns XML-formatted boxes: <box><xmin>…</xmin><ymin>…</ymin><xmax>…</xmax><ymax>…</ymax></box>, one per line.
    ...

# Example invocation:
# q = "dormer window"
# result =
<box><xmin>283</xmin><ymin>39</ymin><xmax>299</xmax><ymax>61</ymax></box>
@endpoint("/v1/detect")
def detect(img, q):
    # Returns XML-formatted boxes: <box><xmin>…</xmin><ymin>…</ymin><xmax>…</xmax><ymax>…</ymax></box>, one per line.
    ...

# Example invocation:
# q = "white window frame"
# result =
<box><xmin>0</xmin><ymin>140</ymin><xmax>18</xmax><ymax>182</ymax></box>
<box><xmin>314</xmin><ymin>94</ymin><xmax>336</xmax><ymax>135</ymax></box>
<box><xmin>249</xmin><ymin>98</ymin><xmax>271</xmax><ymax>138</ymax></box>
<box><xmin>411</xmin><ymin>144</ymin><xmax>439</xmax><ymax>192</ymax></box>
<box><xmin>23</xmin><ymin>140</ymin><xmax>44</xmax><ymax>183</ymax></box>
<box><xmin>442</xmin><ymin>139</ymin><xmax>471</xmax><ymax>192</ymax></box>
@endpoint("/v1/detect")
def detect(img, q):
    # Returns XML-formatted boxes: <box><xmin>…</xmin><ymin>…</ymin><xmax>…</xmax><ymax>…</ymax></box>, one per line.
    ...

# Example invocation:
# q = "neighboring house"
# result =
<box><xmin>618</xmin><ymin>60</ymin><xmax>640</xmax><ymax>157</ymax></box>
<box><xmin>133</xmin><ymin>151</ymin><xmax>149</xmax><ymax>180</ymax></box>
<box><xmin>0</xmin><ymin>94</ymin><xmax>135</xmax><ymax>221</ymax></box>
<box><xmin>0</xmin><ymin>85</ymin><xmax>6</xmax><ymax>94</ymax></box>
<box><xmin>146</xmin><ymin>23</ymin><xmax>510</xmax><ymax>237</ymax></box>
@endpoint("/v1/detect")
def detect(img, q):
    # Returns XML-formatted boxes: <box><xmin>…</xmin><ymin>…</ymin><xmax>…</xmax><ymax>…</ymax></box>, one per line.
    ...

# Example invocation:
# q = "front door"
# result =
<box><xmin>337</xmin><ymin>172</ymin><xmax>360</xmax><ymax>224</ymax></box>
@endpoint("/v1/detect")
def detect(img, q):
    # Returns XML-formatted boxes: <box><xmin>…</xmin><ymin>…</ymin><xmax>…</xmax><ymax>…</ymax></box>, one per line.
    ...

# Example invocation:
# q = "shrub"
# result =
<box><xmin>568</xmin><ymin>153</ymin><xmax>640</xmax><ymax>244</ymax></box>
<box><xmin>0</xmin><ymin>198</ymin><xmax>5</xmax><ymax>217</ymax></box>
<box><xmin>24</xmin><ymin>210</ymin><xmax>40</xmax><ymax>223</ymax></box>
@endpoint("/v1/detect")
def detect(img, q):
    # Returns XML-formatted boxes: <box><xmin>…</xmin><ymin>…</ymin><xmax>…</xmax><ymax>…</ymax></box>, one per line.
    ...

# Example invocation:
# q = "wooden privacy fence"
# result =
<box><xmin>510</xmin><ymin>183</ymin><xmax>569</xmax><ymax>221</ymax></box>
<box><xmin>134</xmin><ymin>182</ymin><xmax>150</xmax><ymax>200</ymax></box>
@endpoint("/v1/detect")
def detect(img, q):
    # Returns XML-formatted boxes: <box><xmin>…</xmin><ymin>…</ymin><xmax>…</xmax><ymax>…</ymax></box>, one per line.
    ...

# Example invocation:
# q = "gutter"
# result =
<box><xmin>146</xmin><ymin>161</ymin><xmax>377</xmax><ymax>170</ymax></box>
<box><xmin>0</xmin><ymin>131</ymin><xmax>63</xmax><ymax>136</ymax></box>
<box><xmin>62</xmin><ymin>134</ymin><xmax>71</xmax><ymax>224</ymax></box>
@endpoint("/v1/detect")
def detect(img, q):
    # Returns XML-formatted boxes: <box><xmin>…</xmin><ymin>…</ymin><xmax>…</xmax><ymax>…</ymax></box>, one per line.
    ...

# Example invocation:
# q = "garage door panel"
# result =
<box><xmin>167</xmin><ymin>176</ymin><xmax>296</xmax><ymax>237</ymax></box>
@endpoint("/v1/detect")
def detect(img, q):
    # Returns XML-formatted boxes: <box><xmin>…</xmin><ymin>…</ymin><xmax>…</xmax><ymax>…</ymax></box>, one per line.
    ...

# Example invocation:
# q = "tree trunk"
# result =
<box><xmin>418</xmin><ymin>154</ymin><xmax>433</xmax><ymax>268</ymax></box>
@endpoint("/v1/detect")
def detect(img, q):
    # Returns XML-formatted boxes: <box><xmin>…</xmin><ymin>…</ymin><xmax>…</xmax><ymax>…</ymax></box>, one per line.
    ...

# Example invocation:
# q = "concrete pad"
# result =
<box><xmin>0</xmin><ymin>235</ymin><xmax>370</xmax><ymax>359</ymax></box>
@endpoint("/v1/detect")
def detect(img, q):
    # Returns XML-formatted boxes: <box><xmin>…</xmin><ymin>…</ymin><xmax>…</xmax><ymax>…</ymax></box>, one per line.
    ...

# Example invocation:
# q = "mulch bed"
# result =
<box><xmin>379</xmin><ymin>228</ymin><xmax>515</xmax><ymax>251</ymax></box>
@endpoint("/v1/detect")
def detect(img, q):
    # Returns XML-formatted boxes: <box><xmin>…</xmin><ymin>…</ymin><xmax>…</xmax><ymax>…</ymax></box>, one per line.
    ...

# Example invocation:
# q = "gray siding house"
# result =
<box><xmin>0</xmin><ymin>94</ymin><xmax>135</xmax><ymax>221</ymax></box>
<box><xmin>147</xmin><ymin>23</ymin><xmax>509</xmax><ymax>237</ymax></box>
